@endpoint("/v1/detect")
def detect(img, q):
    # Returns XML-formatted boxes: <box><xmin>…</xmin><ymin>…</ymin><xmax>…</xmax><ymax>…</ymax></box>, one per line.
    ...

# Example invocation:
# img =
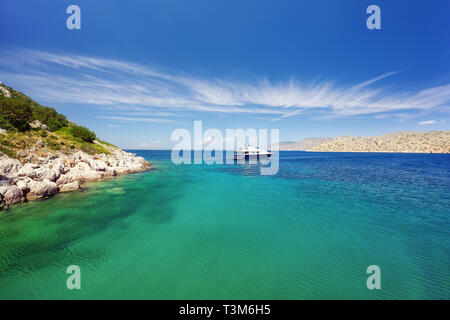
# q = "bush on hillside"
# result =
<box><xmin>32</xmin><ymin>105</ymin><xmax>68</xmax><ymax>131</ymax></box>
<box><xmin>0</xmin><ymin>96</ymin><xmax>33</xmax><ymax>131</ymax></box>
<box><xmin>72</xmin><ymin>124</ymin><xmax>96</xmax><ymax>143</ymax></box>
<box><xmin>0</xmin><ymin>114</ymin><xmax>16</xmax><ymax>131</ymax></box>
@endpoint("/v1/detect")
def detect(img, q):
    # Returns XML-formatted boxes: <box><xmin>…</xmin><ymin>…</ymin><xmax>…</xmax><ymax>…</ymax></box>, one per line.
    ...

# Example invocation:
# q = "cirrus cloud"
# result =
<box><xmin>0</xmin><ymin>48</ymin><xmax>449</xmax><ymax>122</ymax></box>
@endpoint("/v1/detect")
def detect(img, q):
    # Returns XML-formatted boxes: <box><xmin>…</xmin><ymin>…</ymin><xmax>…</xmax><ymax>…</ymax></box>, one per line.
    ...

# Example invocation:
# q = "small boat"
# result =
<box><xmin>233</xmin><ymin>145</ymin><xmax>272</xmax><ymax>160</ymax></box>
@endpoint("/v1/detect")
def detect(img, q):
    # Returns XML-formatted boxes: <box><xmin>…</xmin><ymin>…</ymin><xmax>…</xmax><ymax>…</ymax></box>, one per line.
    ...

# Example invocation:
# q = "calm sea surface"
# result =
<box><xmin>0</xmin><ymin>151</ymin><xmax>449</xmax><ymax>299</ymax></box>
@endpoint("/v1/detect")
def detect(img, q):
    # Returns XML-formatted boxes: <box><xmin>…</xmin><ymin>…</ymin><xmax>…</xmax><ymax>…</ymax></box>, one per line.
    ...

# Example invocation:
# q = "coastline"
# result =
<box><xmin>0</xmin><ymin>144</ymin><xmax>150</xmax><ymax>209</ymax></box>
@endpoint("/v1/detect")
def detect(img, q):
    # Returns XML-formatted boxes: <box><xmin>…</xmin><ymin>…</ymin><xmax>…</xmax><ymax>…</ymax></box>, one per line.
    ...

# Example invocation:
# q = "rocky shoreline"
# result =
<box><xmin>0</xmin><ymin>147</ymin><xmax>150</xmax><ymax>208</ymax></box>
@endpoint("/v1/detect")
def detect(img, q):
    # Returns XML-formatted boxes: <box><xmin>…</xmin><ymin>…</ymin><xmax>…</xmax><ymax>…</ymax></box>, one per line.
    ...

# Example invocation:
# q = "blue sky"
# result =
<box><xmin>0</xmin><ymin>0</ymin><xmax>449</xmax><ymax>149</ymax></box>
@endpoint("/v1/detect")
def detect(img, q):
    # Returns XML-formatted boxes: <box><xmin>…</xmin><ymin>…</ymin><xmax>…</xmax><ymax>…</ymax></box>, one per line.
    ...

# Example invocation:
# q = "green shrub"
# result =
<box><xmin>40</xmin><ymin>130</ymin><xmax>48</xmax><ymax>137</ymax></box>
<box><xmin>46</xmin><ymin>118</ymin><xmax>62</xmax><ymax>131</ymax></box>
<box><xmin>0</xmin><ymin>115</ymin><xmax>16</xmax><ymax>131</ymax></box>
<box><xmin>0</xmin><ymin>138</ymin><xmax>14</xmax><ymax>147</ymax></box>
<box><xmin>32</xmin><ymin>105</ymin><xmax>68</xmax><ymax>131</ymax></box>
<box><xmin>81</xmin><ymin>143</ymin><xmax>96</xmax><ymax>154</ymax></box>
<box><xmin>0</xmin><ymin>145</ymin><xmax>15</xmax><ymax>158</ymax></box>
<box><xmin>0</xmin><ymin>96</ymin><xmax>33</xmax><ymax>131</ymax></box>
<box><xmin>45</xmin><ymin>138</ymin><xmax>61</xmax><ymax>151</ymax></box>
<box><xmin>72</xmin><ymin>124</ymin><xmax>96</xmax><ymax>143</ymax></box>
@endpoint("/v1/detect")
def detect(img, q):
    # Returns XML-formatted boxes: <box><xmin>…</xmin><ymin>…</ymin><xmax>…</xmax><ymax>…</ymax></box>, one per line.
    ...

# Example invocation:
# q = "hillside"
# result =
<box><xmin>0</xmin><ymin>81</ymin><xmax>150</xmax><ymax>208</ymax></box>
<box><xmin>0</xmin><ymin>81</ymin><xmax>112</xmax><ymax>159</ymax></box>
<box><xmin>310</xmin><ymin>131</ymin><xmax>450</xmax><ymax>153</ymax></box>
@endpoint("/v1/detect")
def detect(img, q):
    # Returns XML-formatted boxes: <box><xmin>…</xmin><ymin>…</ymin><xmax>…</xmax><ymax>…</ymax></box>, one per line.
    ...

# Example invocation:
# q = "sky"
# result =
<box><xmin>0</xmin><ymin>0</ymin><xmax>449</xmax><ymax>149</ymax></box>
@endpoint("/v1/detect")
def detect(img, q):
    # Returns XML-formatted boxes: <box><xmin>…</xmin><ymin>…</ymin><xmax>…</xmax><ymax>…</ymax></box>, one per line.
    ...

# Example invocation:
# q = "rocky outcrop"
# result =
<box><xmin>0</xmin><ymin>81</ymin><xmax>11</xmax><ymax>98</ymax></box>
<box><xmin>310</xmin><ymin>131</ymin><xmax>450</xmax><ymax>153</ymax></box>
<box><xmin>0</xmin><ymin>148</ymin><xmax>150</xmax><ymax>207</ymax></box>
<box><xmin>0</xmin><ymin>186</ymin><xmax>24</xmax><ymax>205</ymax></box>
<box><xmin>0</xmin><ymin>158</ymin><xmax>21</xmax><ymax>180</ymax></box>
<box><xmin>59</xmin><ymin>181</ymin><xmax>80</xmax><ymax>193</ymax></box>
<box><xmin>26</xmin><ymin>179</ymin><xmax>58</xmax><ymax>200</ymax></box>
<box><xmin>29</xmin><ymin>120</ymin><xmax>48</xmax><ymax>131</ymax></box>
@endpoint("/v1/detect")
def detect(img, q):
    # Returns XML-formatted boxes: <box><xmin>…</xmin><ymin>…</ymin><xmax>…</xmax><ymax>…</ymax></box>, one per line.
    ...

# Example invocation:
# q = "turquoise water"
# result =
<box><xmin>0</xmin><ymin>151</ymin><xmax>449</xmax><ymax>299</ymax></box>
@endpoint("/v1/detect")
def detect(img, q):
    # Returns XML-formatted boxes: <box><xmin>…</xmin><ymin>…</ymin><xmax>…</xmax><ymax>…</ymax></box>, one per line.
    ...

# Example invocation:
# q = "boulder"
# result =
<box><xmin>25</xmin><ymin>154</ymin><xmax>35</xmax><ymax>162</ymax></box>
<box><xmin>27</xmin><ymin>179</ymin><xmax>58</xmax><ymax>200</ymax></box>
<box><xmin>36</xmin><ymin>139</ymin><xmax>45</xmax><ymax>148</ymax></box>
<box><xmin>0</xmin><ymin>84</ymin><xmax>11</xmax><ymax>98</ymax></box>
<box><xmin>34</xmin><ymin>167</ymin><xmax>60</xmax><ymax>182</ymax></box>
<box><xmin>17</xmin><ymin>150</ymin><xmax>28</xmax><ymax>158</ymax></box>
<box><xmin>0</xmin><ymin>186</ymin><xmax>24</xmax><ymax>205</ymax></box>
<box><xmin>29</xmin><ymin>120</ymin><xmax>48</xmax><ymax>130</ymax></box>
<box><xmin>16</xmin><ymin>178</ymin><xmax>33</xmax><ymax>192</ymax></box>
<box><xmin>92</xmin><ymin>159</ymin><xmax>108</xmax><ymax>171</ymax></box>
<box><xmin>67</xmin><ymin>167</ymin><xmax>102</xmax><ymax>182</ymax></box>
<box><xmin>0</xmin><ymin>180</ymin><xmax>10</xmax><ymax>187</ymax></box>
<box><xmin>29</xmin><ymin>120</ymin><xmax>43</xmax><ymax>129</ymax></box>
<box><xmin>59</xmin><ymin>181</ymin><xmax>80</xmax><ymax>193</ymax></box>
<box><xmin>0</xmin><ymin>157</ymin><xmax>21</xmax><ymax>176</ymax></box>
<box><xmin>55</xmin><ymin>174</ymin><xmax>72</xmax><ymax>186</ymax></box>
<box><xmin>17</xmin><ymin>163</ymin><xmax>40</xmax><ymax>178</ymax></box>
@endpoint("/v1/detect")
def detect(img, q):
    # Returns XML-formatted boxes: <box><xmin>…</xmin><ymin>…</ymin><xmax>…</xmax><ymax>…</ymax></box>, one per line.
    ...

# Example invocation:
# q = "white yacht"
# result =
<box><xmin>233</xmin><ymin>145</ymin><xmax>272</xmax><ymax>160</ymax></box>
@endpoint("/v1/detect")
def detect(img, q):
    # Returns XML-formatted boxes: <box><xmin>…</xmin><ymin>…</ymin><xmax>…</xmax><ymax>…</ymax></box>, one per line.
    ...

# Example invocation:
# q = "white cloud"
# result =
<box><xmin>108</xmin><ymin>124</ymin><xmax>121</xmax><ymax>128</ymax></box>
<box><xmin>99</xmin><ymin>116</ymin><xmax>175</xmax><ymax>123</ymax></box>
<box><xmin>418</xmin><ymin>120</ymin><xmax>437</xmax><ymax>125</ymax></box>
<box><xmin>0</xmin><ymin>48</ymin><xmax>449</xmax><ymax>121</ymax></box>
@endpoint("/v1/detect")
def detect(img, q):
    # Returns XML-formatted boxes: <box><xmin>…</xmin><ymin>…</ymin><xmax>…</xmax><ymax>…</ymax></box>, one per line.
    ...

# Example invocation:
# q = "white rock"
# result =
<box><xmin>36</xmin><ymin>139</ymin><xmax>45</xmax><ymax>148</ymax></box>
<box><xmin>93</xmin><ymin>159</ymin><xmax>108</xmax><ymax>171</ymax></box>
<box><xmin>34</xmin><ymin>167</ymin><xmax>60</xmax><ymax>182</ymax></box>
<box><xmin>0</xmin><ymin>186</ymin><xmax>24</xmax><ymax>205</ymax></box>
<box><xmin>17</xmin><ymin>163</ymin><xmax>40</xmax><ymax>178</ymax></box>
<box><xmin>66</xmin><ymin>167</ymin><xmax>102</xmax><ymax>182</ymax></box>
<box><xmin>59</xmin><ymin>181</ymin><xmax>80</xmax><ymax>193</ymax></box>
<box><xmin>0</xmin><ymin>157</ymin><xmax>21</xmax><ymax>179</ymax></box>
<box><xmin>29</xmin><ymin>120</ymin><xmax>44</xmax><ymax>129</ymax></box>
<box><xmin>16</xmin><ymin>178</ymin><xmax>33</xmax><ymax>192</ymax></box>
<box><xmin>27</xmin><ymin>179</ymin><xmax>58</xmax><ymax>200</ymax></box>
<box><xmin>55</xmin><ymin>174</ymin><xmax>72</xmax><ymax>186</ymax></box>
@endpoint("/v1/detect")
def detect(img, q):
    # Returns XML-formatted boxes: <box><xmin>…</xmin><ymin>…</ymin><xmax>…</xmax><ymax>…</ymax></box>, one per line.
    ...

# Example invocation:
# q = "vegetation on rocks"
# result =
<box><xmin>32</xmin><ymin>105</ymin><xmax>69</xmax><ymax>131</ymax></box>
<box><xmin>0</xmin><ymin>96</ymin><xmax>33</xmax><ymax>132</ymax></box>
<box><xmin>71</xmin><ymin>124</ymin><xmax>96</xmax><ymax>143</ymax></box>
<box><xmin>0</xmin><ymin>81</ymin><xmax>150</xmax><ymax>208</ymax></box>
<box><xmin>0</xmin><ymin>81</ymin><xmax>106</xmax><ymax>159</ymax></box>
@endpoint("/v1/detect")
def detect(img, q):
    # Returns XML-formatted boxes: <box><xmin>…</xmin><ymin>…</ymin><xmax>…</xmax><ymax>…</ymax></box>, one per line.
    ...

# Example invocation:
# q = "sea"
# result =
<box><xmin>0</xmin><ymin>150</ymin><xmax>449</xmax><ymax>299</ymax></box>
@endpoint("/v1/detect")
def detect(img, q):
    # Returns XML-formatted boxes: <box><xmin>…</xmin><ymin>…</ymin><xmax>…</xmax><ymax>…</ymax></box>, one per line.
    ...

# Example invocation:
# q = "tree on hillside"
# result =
<box><xmin>32</xmin><ymin>105</ymin><xmax>69</xmax><ymax>131</ymax></box>
<box><xmin>0</xmin><ymin>96</ymin><xmax>33</xmax><ymax>131</ymax></box>
<box><xmin>72</xmin><ymin>124</ymin><xmax>96</xmax><ymax>143</ymax></box>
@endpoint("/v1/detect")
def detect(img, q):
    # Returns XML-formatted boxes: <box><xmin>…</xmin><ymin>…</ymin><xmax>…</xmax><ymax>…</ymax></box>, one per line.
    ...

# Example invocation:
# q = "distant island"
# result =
<box><xmin>310</xmin><ymin>131</ymin><xmax>450</xmax><ymax>153</ymax></box>
<box><xmin>0</xmin><ymin>81</ymin><xmax>150</xmax><ymax>208</ymax></box>
<box><xmin>276</xmin><ymin>131</ymin><xmax>450</xmax><ymax>153</ymax></box>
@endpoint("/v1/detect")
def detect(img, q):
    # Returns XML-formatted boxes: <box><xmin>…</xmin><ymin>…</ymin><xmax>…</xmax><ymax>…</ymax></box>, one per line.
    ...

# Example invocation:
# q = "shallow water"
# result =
<box><xmin>0</xmin><ymin>151</ymin><xmax>449</xmax><ymax>299</ymax></box>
